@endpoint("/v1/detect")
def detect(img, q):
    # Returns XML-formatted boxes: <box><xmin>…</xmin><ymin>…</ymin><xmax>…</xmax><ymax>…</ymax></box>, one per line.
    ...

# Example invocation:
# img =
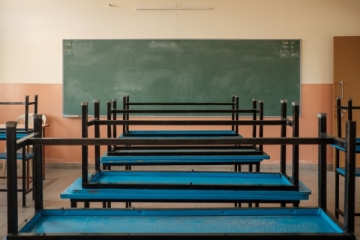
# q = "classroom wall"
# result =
<box><xmin>1</xmin><ymin>0</ymin><xmax>360</xmax><ymax>166</ymax></box>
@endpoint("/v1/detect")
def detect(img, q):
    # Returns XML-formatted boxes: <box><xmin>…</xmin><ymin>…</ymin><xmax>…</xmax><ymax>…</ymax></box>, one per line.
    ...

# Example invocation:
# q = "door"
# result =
<box><xmin>333</xmin><ymin>36</ymin><xmax>360</xmax><ymax>167</ymax></box>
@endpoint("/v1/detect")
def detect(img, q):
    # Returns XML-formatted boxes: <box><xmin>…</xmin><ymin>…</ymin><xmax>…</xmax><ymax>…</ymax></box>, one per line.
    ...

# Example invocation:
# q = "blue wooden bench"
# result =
<box><xmin>0</xmin><ymin>132</ymin><xmax>31</xmax><ymax>140</ymax></box>
<box><xmin>84</xmin><ymin>100</ymin><xmax>292</xmax><ymax>189</ymax></box>
<box><xmin>17</xmin><ymin>208</ymin><xmax>350</xmax><ymax>238</ymax></box>
<box><xmin>61</xmin><ymin>175</ymin><xmax>310</xmax><ymax>208</ymax></box>
<box><xmin>87</xmin><ymin>99</ymin><xmax>296</xmax><ymax>208</ymax></box>
<box><xmin>100</xmin><ymin>146</ymin><xmax>269</xmax><ymax>165</ymax></box>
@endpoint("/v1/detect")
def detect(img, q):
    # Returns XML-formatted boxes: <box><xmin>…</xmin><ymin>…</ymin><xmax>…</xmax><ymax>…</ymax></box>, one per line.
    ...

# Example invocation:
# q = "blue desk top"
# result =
<box><xmin>18</xmin><ymin>208</ymin><xmax>345</xmax><ymax>235</ymax></box>
<box><xmin>61</xmin><ymin>177</ymin><xmax>311</xmax><ymax>201</ymax></box>
<box><xmin>331</xmin><ymin>138</ymin><xmax>360</xmax><ymax>152</ymax></box>
<box><xmin>101</xmin><ymin>151</ymin><xmax>269</xmax><ymax>165</ymax></box>
<box><xmin>336</xmin><ymin>167</ymin><xmax>360</xmax><ymax>177</ymax></box>
<box><xmin>0</xmin><ymin>132</ymin><xmax>31</xmax><ymax>140</ymax></box>
<box><xmin>89</xmin><ymin>171</ymin><xmax>291</xmax><ymax>186</ymax></box>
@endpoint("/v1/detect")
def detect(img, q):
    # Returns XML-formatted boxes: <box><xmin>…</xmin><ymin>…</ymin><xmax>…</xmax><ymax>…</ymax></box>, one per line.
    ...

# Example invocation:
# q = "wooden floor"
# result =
<box><xmin>0</xmin><ymin>166</ymin><xmax>359</xmax><ymax>239</ymax></box>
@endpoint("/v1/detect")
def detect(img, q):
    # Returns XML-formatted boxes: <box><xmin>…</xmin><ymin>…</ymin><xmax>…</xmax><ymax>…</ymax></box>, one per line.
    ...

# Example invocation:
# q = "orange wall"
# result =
<box><xmin>0</xmin><ymin>83</ymin><xmax>333</xmax><ymax>165</ymax></box>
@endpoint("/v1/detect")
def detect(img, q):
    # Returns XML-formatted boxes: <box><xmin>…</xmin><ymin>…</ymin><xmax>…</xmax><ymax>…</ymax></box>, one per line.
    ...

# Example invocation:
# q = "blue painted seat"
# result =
<box><xmin>74</xmin><ymin>170</ymin><xmax>305</xmax><ymax>208</ymax></box>
<box><xmin>89</xmin><ymin>171</ymin><xmax>291</xmax><ymax>186</ymax></box>
<box><xmin>61</xmin><ymin>177</ymin><xmax>310</xmax><ymax>208</ymax></box>
<box><xmin>0</xmin><ymin>132</ymin><xmax>30</xmax><ymax>140</ymax></box>
<box><xmin>336</xmin><ymin>167</ymin><xmax>360</xmax><ymax>177</ymax></box>
<box><xmin>100</xmin><ymin>151</ymin><xmax>269</xmax><ymax>165</ymax></box>
<box><xmin>18</xmin><ymin>208</ymin><xmax>350</xmax><ymax>238</ymax></box>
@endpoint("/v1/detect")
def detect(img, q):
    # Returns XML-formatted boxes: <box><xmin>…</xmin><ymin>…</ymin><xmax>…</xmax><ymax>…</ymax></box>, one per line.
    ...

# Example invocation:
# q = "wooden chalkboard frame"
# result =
<box><xmin>63</xmin><ymin>39</ymin><xmax>301</xmax><ymax>117</ymax></box>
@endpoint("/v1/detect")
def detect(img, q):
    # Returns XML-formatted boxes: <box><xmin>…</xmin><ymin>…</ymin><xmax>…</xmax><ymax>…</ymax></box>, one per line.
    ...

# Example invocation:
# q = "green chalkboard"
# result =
<box><xmin>63</xmin><ymin>39</ymin><xmax>300</xmax><ymax>116</ymax></box>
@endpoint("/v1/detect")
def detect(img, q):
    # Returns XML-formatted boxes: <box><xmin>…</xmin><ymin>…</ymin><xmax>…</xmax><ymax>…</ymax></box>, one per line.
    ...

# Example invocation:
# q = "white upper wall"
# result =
<box><xmin>0</xmin><ymin>0</ymin><xmax>359</xmax><ymax>84</ymax></box>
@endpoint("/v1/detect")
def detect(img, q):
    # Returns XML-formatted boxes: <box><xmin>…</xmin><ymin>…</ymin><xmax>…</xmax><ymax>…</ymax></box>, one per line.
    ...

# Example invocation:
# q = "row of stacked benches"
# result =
<box><xmin>64</xmin><ymin>97</ymin><xmax>307</xmax><ymax>209</ymax></box>
<box><xmin>3</xmin><ymin>96</ymin><xmax>357</xmax><ymax>239</ymax></box>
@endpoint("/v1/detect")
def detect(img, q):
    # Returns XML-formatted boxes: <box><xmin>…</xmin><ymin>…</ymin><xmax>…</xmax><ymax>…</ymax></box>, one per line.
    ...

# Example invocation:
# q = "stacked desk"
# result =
<box><xmin>104</xmin><ymin>95</ymin><xmax>263</xmax><ymax>171</ymax></box>
<box><xmin>63</xmin><ymin>175</ymin><xmax>311</xmax><ymax>208</ymax></box>
<box><xmin>4</xmin><ymin>113</ymin><xmax>357</xmax><ymax>239</ymax></box>
<box><xmin>64</xmin><ymin>99</ymin><xmax>308</xmax><ymax>208</ymax></box>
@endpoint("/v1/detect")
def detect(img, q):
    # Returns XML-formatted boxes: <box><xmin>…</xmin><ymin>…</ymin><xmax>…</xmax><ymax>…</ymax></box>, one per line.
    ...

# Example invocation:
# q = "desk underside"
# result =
<box><xmin>336</xmin><ymin>167</ymin><xmax>360</xmax><ymax>176</ymax></box>
<box><xmin>101</xmin><ymin>155</ymin><xmax>268</xmax><ymax>165</ymax></box>
<box><xmin>84</xmin><ymin>171</ymin><xmax>302</xmax><ymax>191</ymax></box>
<box><xmin>14</xmin><ymin>208</ymin><xmax>353</xmax><ymax>239</ymax></box>
<box><xmin>61</xmin><ymin>177</ymin><xmax>310</xmax><ymax>201</ymax></box>
<box><xmin>331</xmin><ymin>139</ymin><xmax>360</xmax><ymax>152</ymax></box>
<box><xmin>89</xmin><ymin>171</ymin><xmax>288</xmax><ymax>185</ymax></box>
